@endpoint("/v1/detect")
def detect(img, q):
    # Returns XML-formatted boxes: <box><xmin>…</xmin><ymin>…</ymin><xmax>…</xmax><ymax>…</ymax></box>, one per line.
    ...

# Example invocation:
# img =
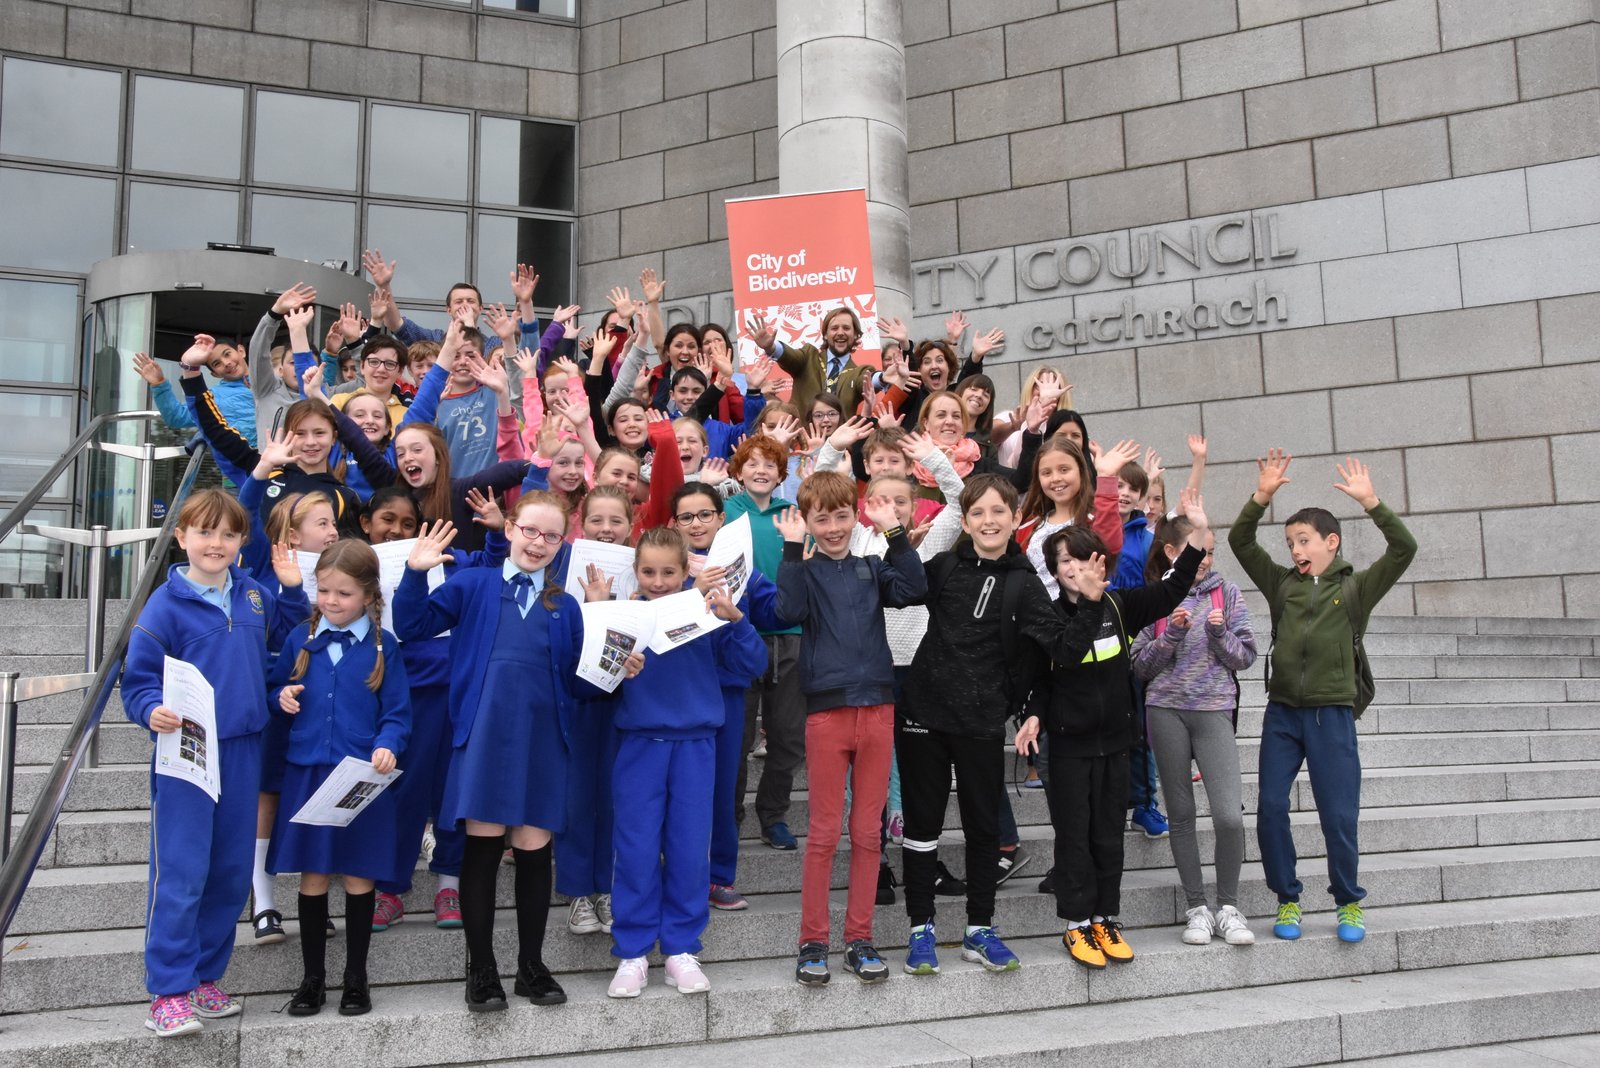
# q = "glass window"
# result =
<box><xmin>253</xmin><ymin>91</ymin><xmax>361</xmax><ymax>191</ymax></box>
<box><xmin>0</xmin><ymin>167</ymin><xmax>117</xmax><ymax>272</ymax></box>
<box><xmin>126</xmin><ymin>182</ymin><xmax>240</xmax><ymax>254</ymax></box>
<box><xmin>251</xmin><ymin>194</ymin><xmax>358</xmax><ymax>266</ymax></box>
<box><xmin>368</xmin><ymin>105</ymin><xmax>470</xmax><ymax>201</ymax></box>
<box><xmin>478</xmin><ymin>117</ymin><xmax>576</xmax><ymax>212</ymax></box>
<box><xmin>130</xmin><ymin>76</ymin><xmax>245</xmax><ymax>180</ymax></box>
<box><xmin>0</xmin><ymin>279</ymin><xmax>79</xmax><ymax>385</ymax></box>
<box><xmin>0</xmin><ymin>391</ymin><xmax>75</xmax><ymax>496</ymax></box>
<box><xmin>476</xmin><ymin>214</ymin><xmax>572</xmax><ymax>305</ymax></box>
<box><xmin>484</xmin><ymin>0</ymin><xmax>577</xmax><ymax>16</ymax></box>
<box><xmin>0</xmin><ymin>504</ymin><xmax>69</xmax><ymax>596</ymax></box>
<box><xmin>366</xmin><ymin>204</ymin><xmax>468</xmax><ymax>301</ymax></box>
<box><xmin>0</xmin><ymin>58</ymin><xmax>122</xmax><ymax>167</ymax></box>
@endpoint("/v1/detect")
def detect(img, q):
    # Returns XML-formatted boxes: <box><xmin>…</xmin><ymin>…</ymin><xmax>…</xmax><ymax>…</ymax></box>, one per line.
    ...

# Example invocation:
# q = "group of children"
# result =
<box><xmin>120</xmin><ymin>259</ymin><xmax>1417</xmax><ymax>1036</ymax></box>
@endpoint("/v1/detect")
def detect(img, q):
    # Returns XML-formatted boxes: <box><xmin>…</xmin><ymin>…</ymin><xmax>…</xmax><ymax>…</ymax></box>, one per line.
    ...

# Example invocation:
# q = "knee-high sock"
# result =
<box><xmin>461</xmin><ymin>834</ymin><xmax>504</xmax><ymax>972</ymax></box>
<box><xmin>298</xmin><ymin>892</ymin><xmax>329</xmax><ymax>980</ymax></box>
<box><xmin>512</xmin><ymin>845</ymin><xmax>553</xmax><ymax>969</ymax></box>
<box><xmin>343</xmin><ymin>890</ymin><xmax>375</xmax><ymax>983</ymax></box>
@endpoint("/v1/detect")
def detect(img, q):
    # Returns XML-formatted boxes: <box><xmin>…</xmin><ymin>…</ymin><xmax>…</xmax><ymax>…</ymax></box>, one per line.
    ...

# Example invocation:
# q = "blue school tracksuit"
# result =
<box><xmin>611</xmin><ymin>614</ymin><xmax>766</xmax><ymax>960</ymax></box>
<box><xmin>121</xmin><ymin>564</ymin><xmax>308</xmax><ymax>998</ymax></box>
<box><xmin>266</xmin><ymin>616</ymin><xmax>412</xmax><ymax>882</ymax></box>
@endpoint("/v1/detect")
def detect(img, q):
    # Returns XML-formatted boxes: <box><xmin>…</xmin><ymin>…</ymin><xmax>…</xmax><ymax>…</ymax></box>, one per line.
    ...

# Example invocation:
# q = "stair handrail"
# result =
<box><xmin>0</xmin><ymin>410</ymin><xmax>168</xmax><ymax>546</ymax></box>
<box><xmin>0</xmin><ymin>439</ymin><xmax>210</xmax><ymax>944</ymax></box>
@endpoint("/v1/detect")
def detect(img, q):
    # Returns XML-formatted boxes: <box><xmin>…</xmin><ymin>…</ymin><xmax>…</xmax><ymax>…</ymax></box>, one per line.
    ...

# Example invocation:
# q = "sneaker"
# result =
<box><xmin>761</xmin><ymin>821</ymin><xmax>797</xmax><ymax>850</ymax></box>
<box><xmin>1215</xmin><ymin>905</ymin><xmax>1256</xmax><ymax>946</ymax></box>
<box><xmin>1037</xmin><ymin>868</ymin><xmax>1055</xmax><ymax>895</ymax></box>
<box><xmin>595</xmin><ymin>893</ymin><xmax>614</xmax><ymax>933</ymax></box>
<box><xmin>146</xmin><ymin>994</ymin><xmax>202</xmax><ymax>1036</ymax></box>
<box><xmin>188</xmin><ymin>980</ymin><xmax>241</xmax><ymax>1019</ymax></box>
<box><xmin>796</xmin><ymin>941</ymin><xmax>830</xmax><ymax>986</ymax></box>
<box><xmin>876</xmin><ymin>864</ymin><xmax>898</xmax><ymax>906</ymax></box>
<box><xmin>514</xmin><ymin>960</ymin><xmax>567</xmax><ymax>1005</ymax></box>
<box><xmin>465</xmin><ymin>963</ymin><xmax>507</xmax><ymax>1012</ymax></box>
<box><xmin>1274</xmin><ymin>901</ymin><xmax>1303</xmax><ymax>941</ymax></box>
<box><xmin>1063</xmin><ymin>926</ymin><xmax>1105</xmax><ymax>969</ymax></box>
<box><xmin>568</xmin><ymin>895</ymin><xmax>603</xmax><ymax>935</ymax></box>
<box><xmin>664</xmin><ymin>952</ymin><xmax>711</xmax><ymax>994</ymax></box>
<box><xmin>608</xmin><ymin>956</ymin><xmax>649</xmax><ymax>998</ymax></box>
<box><xmin>434</xmin><ymin>888</ymin><xmax>463</xmax><ymax>929</ymax></box>
<box><xmin>1091</xmin><ymin>919</ymin><xmax>1134</xmax><ymax>963</ymax></box>
<box><xmin>709</xmin><ymin>884</ymin><xmax>749</xmax><ymax>911</ymax></box>
<box><xmin>933</xmin><ymin>860</ymin><xmax>966</xmax><ymax>897</ymax></box>
<box><xmin>845</xmin><ymin>939</ymin><xmax>890</xmax><ymax>984</ymax></box>
<box><xmin>904</xmin><ymin>923</ymin><xmax>939</xmax><ymax>975</ymax></box>
<box><xmin>286</xmin><ymin>975</ymin><xmax>326</xmax><ymax>1017</ymax></box>
<box><xmin>1023</xmin><ymin>767</ymin><xmax>1043</xmax><ymax>789</ymax></box>
<box><xmin>1337</xmin><ymin>902</ymin><xmax>1366</xmax><ymax>943</ymax></box>
<box><xmin>1182</xmin><ymin>904</ymin><xmax>1215</xmax><ymax>945</ymax></box>
<box><xmin>371</xmin><ymin>891</ymin><xmax>404</xmax><ymax>932</ymax></box>
<box><xmin>752</xmin><ymin>729</ymin><xmax>768</xmax><ymax>758</ymax></box>
<box><xmin>996</xmin><ymin>846</ymin><xmax>1032</xmax><ymax>886</ymax></box>
<box><xmin>1130</xmin><ymin>804</ymin><xmax>1169</xmax><ymax>839</ymax></box>
<box><xmin>252</xmin><ymin>909</ymin><xmax>286</xmax><ymax>944</ymax></box>
<box><xmin>962</xmin><ymin>926</ymin><xmax>1021</xmax><ymax>972</ymax></box>
<box><xmin>887</xmin><ymin>810</ymin><xmax>905</xmax><ymax>843</ymax></box>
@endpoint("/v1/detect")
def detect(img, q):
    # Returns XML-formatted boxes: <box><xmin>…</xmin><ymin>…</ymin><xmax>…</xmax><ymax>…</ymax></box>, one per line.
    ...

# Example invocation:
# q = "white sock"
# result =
<box><xmin>965</xmin><ymin>924</ymin><xmax>985</xmax><ymax>936</ymax></box>
<box><xmin>911</xmin><ymin>922</ymin><xmax>932</xmax><ymax>934</ymax></box>
<box><xmin>1092</xmin><ymin>915</ymin><xmax>1105</xmax><ymax>925</ymax></box>
<box><xmin>251</xmin><ymin>840</ymin><xmax>275</xmax><ymax>913</ymax></box>
<box><xmin>1069</xmin><ymin>919</ymin><xmax>1090</xmax><ymax>929</ymax></box>
<box><xmin>437</xmin><ymin>874</ymin><xmax>460</xmax><ymax>892</ymax></box>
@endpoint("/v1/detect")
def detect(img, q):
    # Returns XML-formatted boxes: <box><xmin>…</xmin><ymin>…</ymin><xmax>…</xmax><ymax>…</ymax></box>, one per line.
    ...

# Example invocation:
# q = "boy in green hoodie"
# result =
<box><xmin>1228</xmin><ymin>452</ymin><xmax>1416</xmax><ymax>944</ymax></box>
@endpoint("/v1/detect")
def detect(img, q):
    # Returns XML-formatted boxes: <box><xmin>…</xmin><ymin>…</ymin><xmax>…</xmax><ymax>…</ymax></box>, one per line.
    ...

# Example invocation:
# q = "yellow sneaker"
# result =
<box><xmin>1091</xmin><ymin>920</ymin><xmax>1134</xmax><ymax>963</ymax></box>
<box><xmin>1063</xmin><ymin>926</ymin><xmax>1106</xmax><ymax>969</ymax></box>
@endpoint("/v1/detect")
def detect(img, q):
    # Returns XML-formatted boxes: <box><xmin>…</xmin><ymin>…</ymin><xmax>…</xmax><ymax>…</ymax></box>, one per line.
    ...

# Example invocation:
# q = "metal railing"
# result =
<box><xmin>0</xmin><ymin>414</ymin><xmax>208</xmax><ymax>952</ymax></box>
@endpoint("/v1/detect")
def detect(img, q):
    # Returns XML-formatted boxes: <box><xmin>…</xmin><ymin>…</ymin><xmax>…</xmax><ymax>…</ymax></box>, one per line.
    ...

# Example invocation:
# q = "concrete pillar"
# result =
<box><xmin>775</xmin><ymin>0</ymin><xmax>911</xmax><ymax>323</ymax></box>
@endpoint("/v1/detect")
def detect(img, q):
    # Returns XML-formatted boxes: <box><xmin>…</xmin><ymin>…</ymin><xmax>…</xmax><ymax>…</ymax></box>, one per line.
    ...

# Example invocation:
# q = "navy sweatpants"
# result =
<box><xmin>709</xmin><ymin>686</ymin><xmax>745</xmax><ymax>887</ymax></box>
<box><xmin>555</xmin><ymin>698</ymin><xmax>618</xmax><ymax>898</ymax></box>
<box><xmin>1256</xmin><ymin>702</ymin><xmax>1365</xmax><ymax>906</ymax></box>
<box><xmin>610</xmin><ymin>733</ymin><xmax>714</xmax><ymax>959</ymax></box>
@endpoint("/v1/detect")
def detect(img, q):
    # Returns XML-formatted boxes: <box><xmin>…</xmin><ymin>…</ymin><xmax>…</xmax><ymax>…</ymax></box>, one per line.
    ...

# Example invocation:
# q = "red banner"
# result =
<box><xmin>725</xmin><ymin>188</ymin><xmax>880</xmax><ymax>375</ymax></box>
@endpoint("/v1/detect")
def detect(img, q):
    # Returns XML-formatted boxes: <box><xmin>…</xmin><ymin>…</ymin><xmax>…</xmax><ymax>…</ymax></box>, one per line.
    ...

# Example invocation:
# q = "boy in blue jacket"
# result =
<box><xmin>775</xmin><ymin>471</ymin><xmax>927</xmax><ymax>986</ymax></box>
<box><xmin>120</xmin><ymin>489</ymin><xmax>308</xmax><ymax>1037</ymax></box>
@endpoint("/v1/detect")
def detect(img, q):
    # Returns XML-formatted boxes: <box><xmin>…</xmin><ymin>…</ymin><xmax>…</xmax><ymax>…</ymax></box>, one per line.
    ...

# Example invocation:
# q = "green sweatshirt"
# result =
<box><xmin>1228</xmin><ymin>497</ymin><xmax>1417</xmax><ymax>709</ymax></box>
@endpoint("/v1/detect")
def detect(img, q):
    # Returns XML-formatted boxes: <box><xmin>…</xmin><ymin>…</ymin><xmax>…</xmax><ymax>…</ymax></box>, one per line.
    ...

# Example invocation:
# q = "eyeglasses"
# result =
<box><xmin>364</xmin><ymin>358</ymin><xmax>400</xmax><ymax>370</ymax></box>
<box><xmin>512</xmin><ymin>525</ymin><xmax>564</xmax><ymax>545</ymax></box>
<box><xmin>674</xmin><ymin>509</ymin><xmax>719</xmax><ymax>525</ymax></box>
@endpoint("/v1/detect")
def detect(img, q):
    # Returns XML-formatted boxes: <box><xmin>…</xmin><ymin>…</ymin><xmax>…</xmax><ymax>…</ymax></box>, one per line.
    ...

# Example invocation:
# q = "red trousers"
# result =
<box><xmin>799</xmin><ymin>704</ymin><xmax>894</xmax><ymax>946</ymax></box>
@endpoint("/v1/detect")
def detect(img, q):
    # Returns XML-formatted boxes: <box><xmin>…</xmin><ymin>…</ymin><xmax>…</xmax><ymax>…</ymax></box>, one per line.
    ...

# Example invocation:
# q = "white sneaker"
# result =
<box><xmin>1215</xmin><ymin>905</ymin><xmax>1256</xmax><ymax>945</ymax></box>
<box><xmin>664</xmin><ymin>952</ymin><xmax>711</xmax><ymax>994</ymax></box>
<box><xmin>1182</xmin><ymin>904</ymin><xmax>1215</xmax><ymax>945</ymax></box>
<box><xmin>595</xmin><ymin>893</ymin><xmax>614</xmax><ymax>933</ymax></box>
<box><xmin>608</xmin><ymin>956</ymin><xmax>648</xmax><ymax>998</ymax></box>
<box><xmin>568</xmin><ymin>895</ymin><xmax>602</xmax><ymax>935</ymax></box>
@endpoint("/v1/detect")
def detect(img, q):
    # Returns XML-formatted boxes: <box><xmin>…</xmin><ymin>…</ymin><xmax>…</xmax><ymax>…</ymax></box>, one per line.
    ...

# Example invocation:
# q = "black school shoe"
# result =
<box><xmin>877</xmin><ymin>864</ymin><xmax>898</xmax><ymax>906</ymax></box>
<box><xmin>514</xmin><ymin>960</ymin><xmax>568</xmax><ymax>1005</ymax></box>
<box><xmin>933</xmin><ymin>861</ymin><xmax>967</xmax><ymax>897</ymax></box>
<box><xmin>1037</xmin><ymin>868</ymin><xmax>1055</xmax><ymax>895</ymax></box>
<box><xmin>287</xmin><ymin>975</ymin><xmax>326</xmax><ymax>1016</ymax></box>
<box><xmin>465</xmin><ymin>963</ymin><xmax>508</xmax><ymax>1012</ymax></box>
<box><xmin>253</xmin><ymin>909</ymin><xmax>287</xmax><ymax>944</ymax></box>
<box><xmin>338</xmin><ymin>973</ymin><xmax>371</xmax><ymax>1016</ymax></box>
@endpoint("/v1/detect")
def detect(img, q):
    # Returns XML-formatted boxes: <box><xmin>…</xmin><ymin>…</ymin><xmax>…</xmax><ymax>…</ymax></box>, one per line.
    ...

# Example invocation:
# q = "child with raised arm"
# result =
<box><xmin>120</xmin><ymin>490</ymin><xmax>308</xmax><ymax>1037</ymax></box>
<box><xmin>1229</xmin><ymin>452</ymin><xmax>1416</xmax><ymax>943</ymax></box>
<box><xmin>776</xmin><ymin>471</ymin><xmax>928</xmax><ymax>986</ymax></box>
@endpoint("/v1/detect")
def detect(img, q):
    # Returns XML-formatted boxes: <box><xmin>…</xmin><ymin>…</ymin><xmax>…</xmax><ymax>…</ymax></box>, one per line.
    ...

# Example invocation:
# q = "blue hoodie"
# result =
<box><xmin>614</xmin><ymin>613</ymin><xmax>766</xmax><ymax>739</ymax></box>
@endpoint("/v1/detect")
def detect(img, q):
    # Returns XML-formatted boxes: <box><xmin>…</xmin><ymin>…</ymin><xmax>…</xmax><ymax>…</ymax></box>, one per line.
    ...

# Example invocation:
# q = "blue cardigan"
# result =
<box><xmin>268</xmin><ymin>623</ymin><xmax>411</xmax><ymax>765</ymax></box>
<box><xmin>392</xmin><ymin>564</ymin><xmax>593</xmax><ymax>748</ymax></box>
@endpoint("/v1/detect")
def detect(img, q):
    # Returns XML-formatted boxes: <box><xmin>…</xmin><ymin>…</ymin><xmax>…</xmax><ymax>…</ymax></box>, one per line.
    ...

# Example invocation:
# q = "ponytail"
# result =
<box><xmin>1145</xmin><ymin>513</ymin><xmax>1194</xmax><ymax>585</ymax></box>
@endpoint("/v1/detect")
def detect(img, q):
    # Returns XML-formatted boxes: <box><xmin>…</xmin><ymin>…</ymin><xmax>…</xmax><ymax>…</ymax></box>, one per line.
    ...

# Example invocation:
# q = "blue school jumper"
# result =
<box><xmin>266</xmin><ymin>616</ymin><xmax>412</xmax><ymax>883</ymax></box>
<box><xmin>121</xmin><ymin>564</ymin><xmax>307</xmax><ymax>998</ymax></box>
<box><xmin>377</xmin><ymin>534</ymin><xmax>510</xmax><ymax>898</ymax></box>
<box><xmin>392</xmin><ymin>561</ymin><xmax>589</xmax><ymax>832</ymax></box>
<box><xmin>611</xmin><ymin>616</ymin><xmax>766</xmax><ymax>960</ymax></box>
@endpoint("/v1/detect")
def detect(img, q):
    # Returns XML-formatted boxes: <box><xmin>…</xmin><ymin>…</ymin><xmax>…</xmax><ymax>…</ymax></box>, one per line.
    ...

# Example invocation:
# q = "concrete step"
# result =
<box><xmin>15</xmin><ymin>722</ymin><xmax>151</xmax><ymax>766</ymax></box>
<box><xmin>1338</xmin><ymin>1033</ymin><xmax>1600</xmax><ymax>1065</ymax></box>
<box><xmin>0</xmin><ymin>920</ymin><xmax>1595</xmax><ymax>1065</ymax></box>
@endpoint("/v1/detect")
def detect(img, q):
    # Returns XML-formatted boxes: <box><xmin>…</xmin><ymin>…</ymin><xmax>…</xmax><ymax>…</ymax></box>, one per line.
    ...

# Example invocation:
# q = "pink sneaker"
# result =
<box><xmin>372</xmin><ymin>891</ymin><xmax>404</xmax><ymax>931</ymax></box>
<box><xmin>188</xmin><ymin>981</ymin><xmax>241</xmax><ymax>1019</ymax></box>
<box><xmin>146</xmin><ymin>994</ymin><xmax>202</xmax><ymax>1037</ymax></box>
<box><xmin>434</xmin><ymin>888</ymin><xmax>463</xmax><ymax>928</ymax></box>
<box><xmin>608</xmin><ymin>956</ymin><xmax>648</xmax><ymax>999</ymax></box>
<box><xmin>664</xmin><ymin>952</ymin><xmax>710</xmax><ymax>994</ymax></box>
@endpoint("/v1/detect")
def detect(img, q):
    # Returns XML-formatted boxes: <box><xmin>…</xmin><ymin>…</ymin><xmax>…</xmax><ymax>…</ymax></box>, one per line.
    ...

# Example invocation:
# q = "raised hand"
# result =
<box><xmin>970</xmin><ymin>327</ymin><xmax>1004</xmax><ymax>360</ymax></box>
<box><xmin>1179</xmin><ymin>486</ymin><xmax>1209</xmax><ymax>532</ymax></box>
<box><xmin>871</xmin><ymin>398</ymin><xmax>903</xmax><ymax>428</ymax></box>
<box><xmin>700</xmin><ymin>456</ymin><xmax>729</xmax><ymax>483</ymax></box>
<box><xmin>639</xmin><ymin>267</ymin><xmax>665</xmax><ymax>304</ymax></box>
<box><xmin>906</xmin><ymin>515</ymin><xmax>935</xmax><ymax>549</ymax></box>
<box><xmin>408</xmin><ymin>520</ymin><xmax>457</xmax><ymax>570</ymax></box>
<box><xmin>705</xmin><ymin>583</ymin><xmax>743</xmax><ymax>622</ymax></box>
<box><xmin>743</xmin><ymin>355</ymin><xmax>775</xmax><ymax>391</ymax></box>
<box><xmin>1187</xmin><ymin>434</ymin><xmax>1207</xmax><ymax>461</ymax></box>
<box><xmin>272</xmin><ymin>282</ymin><xmax>317</xmax><ymax>315</ymax></box>
<box><xmin>511</xmin><ymin>347</ymin><xmax>536</xmax><ymax>378</ymax></box>
<box><xmin>284</xmin><ymin>306</ymin><xmax>315</xmax><ymax>352</ymax></box>
<box><xmin>510</xmin><ymin>263</ymin><xmax>540</xmax><ymax>305</ymax></box>
<box><xmin>1255</xmin><ymin>447</ymin><xmax>1292</xmax><ymax>502</ymax></box>
<box><xmin>644</xmin><ymin>407</ymin><xmax>671</xmax><ymax>426</ymax></box>
<box><xmin>337</xmin><ymin>302</ymin><xmax>366</xmax><ymax>344</ymax></box>
<box><xmin>581</xmin><ymin>562</ymin><xmax>615</xmax><ymax>603</ymax></box>
<box><xmin>1094</xmin><ymin>438</ymin><xmax>1142</xmax><ymax>479</ymax></box>
<box><xmin>880</xmin><ymin>315</ymin><xmax>910</xmax><ymax>349</ymax></box>
<box><xmin>484</xmin><ymin>303</ymin><xmax>519</xmax><ymax>348</ymax></box>
<box><xmin>1035</xmin><ymin>367</ymin><xmax>1066</xmax><ymax>406</ymax></box>
<box><xmin>368</xmin><ymin>285</ymin><xmax>392</xmax><ymax>325</ymax></box>
<box><xmin>301</xmin><ymin>363</ymin><xmax>328</xmax><ymax>402</ymax></box>
<box><xmin>471</xmin><ymin>353</ymin><xmax>511</xmax><ymax>397</ymax></box>
<box><xmin>323</xmin><ymin>320</ymin><xmax>345</xmax><ymax>358</ymax></box>
<box><xmin>748</xmin><ymin>312</ymin><xmax>777</xmax><ymax>353</ymax></box>
<box><xmin>1334</xmin><ymin>456</ymin><xmax>1379</xmax><ymax>510</ymax></box>
<box><xmin>693</xmin><ymin>562</ymin><xmax>727</xmax><ymax>594</ymax></box>
<box><xmin>1077</xmin><ymin>552</ymin><xmax>1109</xmax><ymax>601</ymax></box>
<box><xmin>899</xmin><ymin>429</ymin><xmax>939</xmax><ymax>463</ymax></box>
<box><xmin>256</xmin><ymin>427</ymin><xmax>297</xmax><ymax>474</ymax></box>
<box><xmin>762</xmin><ymin>412</ymin><xmax>802</xmax><ymax>447</ymax></box>
<box><xmin>1023</xmin><ymin>389</ymin><xmax>1054</xmax><ymax>434</ymax></box>
<box><xmin>271</xmin><ymin>541</ymin><xmax>304</xmax><ymax>588</ymax></box>
<box><xmin>361</xmin><ymin>249</ymin><xmax>395</xmax><ymax>289</ymax></box>
<box><xmin>606</xmin><ymin>286</ymin><xmax>635</xmax><ymax>316</ymax></box>
<box><xmin>131</xmin><ymin>351</ymin><xmax>166</xmax><ymax>386</ymax></box>
<box><xmin>943</xmin><ymin>310</ymin><xmax>969</xmax><ymax>345</ymax></box>
<box><xmin>180</xmin><ymin>333</ymin><xmax>217</xmax><ymax>370</ymax></box>
<box><xmin>863</xmin><ymin>493</ymin><xmax>899</xmax><ymax>533</ymax></box>
<box><xmin>1143</xmin><ymin>447</ymin><xmax>1164</xmax><ymax>487</ymax></box>
<box><xmin>465</xmin><ymin>487</ymin><xmax>504</xmax><ymax>529</ymax></box>
<box><xmin>829</xmin><ymin>414</ymin><xmax>876</xmax><ymax>452</ymax></box>
<box><xmin>775</xmin><ymin>506</ymin><xmax>806</xmax><ymax>544</ymax></box>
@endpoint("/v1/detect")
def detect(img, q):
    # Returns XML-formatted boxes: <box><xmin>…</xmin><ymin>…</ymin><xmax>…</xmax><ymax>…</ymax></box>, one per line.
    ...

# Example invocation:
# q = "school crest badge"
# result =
<box><xmin>247</xmin><ymin>589</ymin><xmax>265</xmax><ymax>614</ymax></box>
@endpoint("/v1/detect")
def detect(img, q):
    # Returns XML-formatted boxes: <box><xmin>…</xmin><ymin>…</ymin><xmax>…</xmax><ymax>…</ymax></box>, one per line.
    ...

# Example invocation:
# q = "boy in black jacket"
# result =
<box><xmin>776</xmin><ymin>471</ymin><xmax>927</xmax><ymax>986</ymax></box>
<box><xmin>1016</xmin><ymin>487</ymin><xmax>1210</xmax><ymax>970</ymax></box>
<box><xmin>898</xmin><ymin>474</ymin><xmax>1084</xmax><ymax>977</ymax></box>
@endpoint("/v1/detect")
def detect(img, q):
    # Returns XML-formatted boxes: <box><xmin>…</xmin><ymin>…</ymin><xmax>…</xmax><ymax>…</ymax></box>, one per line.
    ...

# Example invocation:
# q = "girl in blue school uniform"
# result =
<box><xmin>267</xmin><ymin>539</ymin><xmax>412</xmax><ymax>1017</ymax></box>
<box><xmin>120</xmin><ymin>489</ymin><xmax>309</xmax><ymax>1038</ymax></box>
<box><xmin>393</xmin><ymin>490</ymin><xmax>611</xmax><ymax>1012</ymax></box>
<box><xmin>606</xmin><ymin>527</ymin><xmax>767</xmax><ymax>1000</ymax></box>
